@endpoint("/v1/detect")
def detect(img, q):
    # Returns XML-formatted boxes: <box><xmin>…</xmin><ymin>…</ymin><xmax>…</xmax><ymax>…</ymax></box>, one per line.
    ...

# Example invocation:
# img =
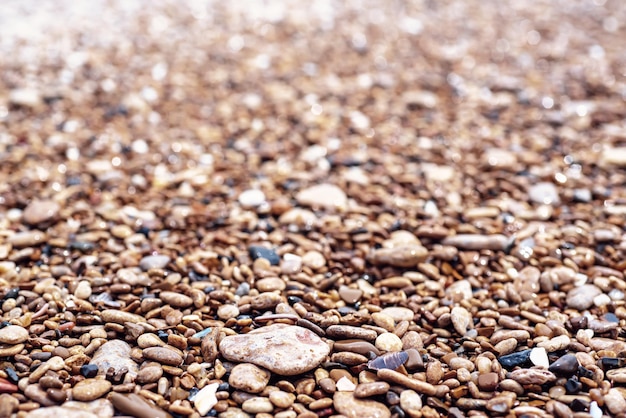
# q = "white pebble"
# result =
<box><xmin>589</xmin><ymin>401</ymin><xmax>602</xmax><ymax>418</ymax></box>
<box><xmin>593</xmin><ymin>293</ymin><xmax>611</xmax><ymax>307</ymax></box>
<box><xmin>529</xmin><ymin>347</ymin><xmax>549</xmax><ymax>368</ymax></box>
<box><xmin>335</xmin><ymin>376</ymin><xmax>356</xmax><ymax>392</ymax></box>
<box><xmin>238</xmin><ymin>189</ymin><xmax>266</xmax><ymax>207</ymax></box>
<box><xmin>609</xmin><ymin>289</ymin><xmax>624</xmax><ymax>301</ymax></box>
<box><xmin>194</xmin><ymin>382</ymin><xmax>219</xmax><ymax>416</ymax></box>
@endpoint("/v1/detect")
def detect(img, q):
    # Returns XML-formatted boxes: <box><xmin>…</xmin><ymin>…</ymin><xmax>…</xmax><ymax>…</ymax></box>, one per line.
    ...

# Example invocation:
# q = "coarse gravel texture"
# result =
<box><xmin>1</xmin><ymin>0</ymin><xmax>626</xmax><ymax>417</ymax></box>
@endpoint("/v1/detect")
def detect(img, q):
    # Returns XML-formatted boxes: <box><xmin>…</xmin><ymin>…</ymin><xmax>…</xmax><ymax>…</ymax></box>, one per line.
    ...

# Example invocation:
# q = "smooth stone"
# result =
<box><xmin>139</xmin><ymin>255</ymin><xmax>171</xmax><ymax>271</ymax></box>
<box><xmin>566</xmin><ymin>284</ymin><xmax>602</xmax><ymax>310</ymax></box>
<box><xmin>529</xmin><ymin>347</ymin><xmax>549</xmax><ymax>368</ymax></box>
<box><xmin>217</xmin><ymin>304</ymin><xmax>240</xmax><ymax>320</ymax></box>
<box><xmin>484</xmin><ymin>148</ymin><xmax>517</xmax><ymax>168</ymax></box>
<box><xmin>605</xmin><ymin>388</ymin><xmax>626</xmax><ymax>415</ymax></box>
<box><xmin>548</xmin><ymin>354</ymin><xmax>580</xmax><ymax>377</ymax></box>
<box><xmin>100</xmin><ymin>309</ymin><xmax>146</xmax><ymax>324</ymax></box>
<box><xmin>354</xmin><ymin>382</ymin><xmax>390</xmax><ymax>398</ymax></box>
<box><xmin>9</xmin><ymin>88</ymin><xmax>42</xmax><ymax>108</ymax></box>
<box><xmin>477</xmin><ymin>372</ymin><xmax>499</xmax><ymax>391</ymax></box>
<box><xmin>445</xmin><ymin>279</ymin><xmax>473</xmax><ymax>302</ymax></box>
<box><xmin>109</xmin><ymin>393</ymin><xmax>171</xmax><ymax>418</ymax></box>
<box><xmin>72</xmin><ymin>379</ymin><xmax>112</xmax><ymax>401</ymax></box>
<box><xmin>441</xmin><ymin>234</ymin><xmax>512</xmax><ymax>251</ymax></box>
<box><xmin>601</xmin><ymin>147</ymin><xmax>626</xmax><ymax>167</ymax></box>
<box><xmin>281</xmin><ymin>253</ymin><xmax>302</xmax><ymax>274</ymax></box>
<box><xmin>159</xmin><ymin>291</ymin><xmax>193</xmax><ymax>308</ymax></box>
<box><xmin>302</xmin><ymin>250</ymin><xmax>326</xmax><ymax>269</ymax></box>
<box><xmin>367</xmin><ymin>245</ymin><xmax>428</xmax><ymax>267</ymax></box>
<box><xmin>25</xmin><ymin>398</ymin><xmax>114</xmax><ymax>418</ymax></box>
<box><xmin>296</xmin><ymin>184</ymin><xmax>348</xmax><ymax>210</ymax></box>
<box><xmin>74</xmin><ymin>281</ymin><xmax>92</xmax><ymax>300</ymax></box>
<box><xmin>229</xmin><ymin>363</ymin><xmax>270</xmax><ymax>393</ymax></box>
<box><xmin>194</xmin><ymin>382</ymin><xmax>219</xmax><ymax>416</ymax></box>
<box><xmin>7</xmin><ymin>230</ymin><xmax>47</xmax><ymax>248</ymax></box>
<box><xmin>136</xmin><ymin>364</ymin><xmax>163</xmax><ymax>384</ymax></box>
<box><xmin>217</xmin><ymin>408</ymin><xmax>249</xmax><ymax>418</ymax></box>
<box><xmin>326</xmin><ymin>325</ymin><xmax>378</xmax><ymax>342</ymax></box>
<box><xmin>528</xmin><ymin>182</ymin><xmax>560</xmax><ymax>205</ymax></box>
<box><xmin>219</xmin><ymin>324</ymin><xmax>330</xmax><ymax>375</ymax></box>
<box><xmin>380</xmin><ymin>307</ymin><xmax>414</xmax><ymax>322</ymax></box>
<box><xmin>400</xmin><ymin>389</ymin><xmax>423</xmax><ymax>417</ymax></box>
<box><xmin>333</xmin><ymin>392</ymin><xmax>391</xmax><ymax>418</ymax></box>
<box><xmin>23</xmin><ymin>200</ymin><xmax>60</xmax><ymax>225</ymax></box>
<box><xmin>333</xmin><ymin>340</ymin><xmax>380</xmax><ymax>356</ymax></box>
<box><xmin>336</xmin><ymin>376</ymin><xmax>357</xmax><ymax>391</ymax></box>
<box><xmin>248</xmin><ymin>246</ymin><xmax>280</xmax><ymax>265</ymax></box>
<box><xmin>268</xmin><ymin>390</ymin><xmax>295</xmax><ymax>408</ymax></box>
<box><xmin>89</xmin><ymin>340</ymin><xmax>138</xmax><ymax>379</ymax></box>
<box><xmin>0</xmin><ymin>325</ymin><xmax>29</xmax><ymax>344</ymax></box>
<box><xmin>137</xmin><ymin>333</ymin><xmax>165</xmax><ymax>348</ymax></box>
<box><xmin>256</xmin><ymin>277</ymin><xmax>286</xmax><ymax>292</ymax></box>
<box><xmin>450</xmin><ymin>306</ymin><xmax>472</xmax><ymax>335</ymax></box>
<box><xmin>498</xmin><ymin>349</ymin><xmax>531</xmax><ymax>370</ymax></box>
<box><xmin>241</xmin><ymin>397</ymin><xmax>274</xmax><ymax>414</ymax></box>
<box><xmin>143</xmin><ymin>347</ymin><xmax>183</xmax><ymax>366</ymax></box>
<box><xmin>238</xmin><ymin>189</ymin><xmax>266</xmax><ymax>207</ymax></box>
<box><xmin>375</xmin><ymin>333</ymin><xmax>403</xmax><ymax>352</ymax></box>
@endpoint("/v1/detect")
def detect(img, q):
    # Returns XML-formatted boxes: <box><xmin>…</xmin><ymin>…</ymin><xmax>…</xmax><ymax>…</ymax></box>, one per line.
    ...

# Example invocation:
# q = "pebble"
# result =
<box><xmin>217</xmin><ymin>304</ymin><xmax>240</xmax><ymax>320</ymax></box>
<box><xmin>219</xmin><ymin>324</ymin><xmax>330</xmax><ymax>375</ymax></box>
<box><xmin>25</xmin><ymin>400</ymin><xmax>113</xmax><ymax>418</ymax></box>
<box><xmin>507</xmin><ymin>368</ymin><xmax>556</xmax><ymax>385</ymax></box>
<box><xmin>336</xmin><ymin>376</ymin><xmax>357</xmax><ymax>391</ymax></box>
<box><xmin>242</xmin><ymin>397</ymin><xmax>274</xmax><ymax>414</ymax></box>
<box><xmin>338</xmin><ymin>286</ymin><xmax>363</xmax><ymax>304</ymax></box>
<box><xmin>445</xmin><ymin>279</ymin><xmax>473</xmax><ymax>301</ymax></box>
<box><xmin>89</xmin><ymin>340</ymin><xmax>138</xmax><ymax>378</ymax></box>
<box><xmin>256</xmin><ymin>277</ymin><xmax>286</xmax><ymax>292</ymax></box>
<box><xmin>136</xmin><ymin>364</ymin><xmax>163</xmax><ymax>384</ymax></box>
<box><xmin>194</xmin><ymin>382</ymin><xmax>219</xmax><ymax>416</ymax></box>
<box><xmin>375</xmin><ymin>333</ymin><xmax>403</xmax><ymax>352</ymax></box>
<box><xmin>238</xmin><ymin>189</ymin><xmax>266</xmax><ymax>207</ymax></box>
<box><xmin>589</xmin><ymin>401</ymin><xmax>602</xmax><ymax>418</ymax></box>
<box><xmin>538</xmin><ymin>335</ymin><xmax>571</xmax><ymax>352</ymax></box>
<box><xmin>333</xmin><ymin>392</ymin><xmax>391</xmax><ymax>418</ymax></box>
<box><xmin>72</xmin><ymin>379</ymin><xmax>112</xmax><ymax>401</ymax></box>
<box><xmin>22</xmin><ymin>199</ymin><xmax>60</xmax><ymax>225</ymax></box>
<box><xmin>450</xmin><ymin>306</ymin><xmax>471</xmax><ymax>335</ymax></box>
<box><xmin>441</xmin><ymin>234</ymin><xmax>513</xmax><ymax>251</ymax></box>
<box><xmin>566</xmin><ymin>284</ymin><xmax>602</xmax><ymax>310</ymax></box>
<box><xmin>269</xmin><ymin>390</ymin><xmax>295</xmax><ymax>408</ymax></box>
<box><xmin>354</xmin><ymin>382</ymin><xmax>390</xmax><ymax>398</ymax></box>
<box><xmin>499</xmin><ymin>350</ymin><xmax>532</xmax><ymax>369</ymax></box>
<box><xmin>249</xmin><ymin>246</ymin><xmax>280</xmax><ymax>265</ymax></box>
<box><xmin>139</xmin><ymin>255</ymin><xmax>171</xmax><ymax>271</ymax></box>
<box><xmin>326</xmin><ymin>325</ymin><xmax>378</xmax><ymax>342</ymax></box>
<box><xmin>109</xmin><ymin>393</ymin><xmax>170</xmax><ymax>418</ymax></box>
<box><xmin>100</xmin><ymin>309</ymin><xmax>146</xmax><ymax>324</ymax></box>
<box><xmin>477</xmin><ymin>372</ymin><xmax>499</xmax><ymax>391</ymax></box>
<box><xmin>0</xmin><ymin>325</ymin><xmax>29</xmax><ymax>344</ymax></box>
<box><xmin>7</xmin><ymin>230</ymin><xmax>47</xmax><ymax>248</ymax></box>
<box><xmin>548</xmin><ymin>354</ymin><xmax>579</xmax><ymax>377</ymax></box>
<box><xmin>302</xmin><ymin>250</ymin><xmax>326</xmax><ymax>269</ymax></box>
<box><xmin>604</xmin><ymin>388</ymin><xmax>626</xmax><ymax>415</ymax></box>
<box><xmin>381</xmin><ymin>307</ymin><xmax>414</xmax><ymax>322</ymax></box>
<box><xmin>333</xmin><ymin>339</ymin><xmax>380</xmax><ymax>356</ymax></box>
<box><xmin>159</xmin><ymin>291</ymin><xmax>193</xmax><ymax>308</ymax></box>
<box><xmin>9</xmin><ymin>88</ymin><xmax>42</xmax><ymax>108</ymax></box>
<box><xmin>143</xmin><ymin>347</ymin><xmax>183</xmax><ymax>366</ymax></box>
<box><xmin>74</xmin><ymin>281</ymin><xmax>92</xmax><ymax>300</ymax></box>
<box><xmin>281</xmin><ymin>253</ymin><xmax>302</xmax><ymax>274</ymax></box>
<box><xmin>218</xmin><ymin>408</ymin><xmax>249</xmax><ymax>418</ymax></box>
<box><xmin>367</xmin><ymin>245</ymin><xmax>428</xmax><ymax>267</ymax></box>
<box><xmin>529</xmin><ymin>347</ymin><xmax>549</xmax><ymax>368</ymax></box>
<box><xmin>229</xmin><ymin>363</ymin><xmax>270</xmax><ymax>393</ymax></box>
<box><xmin>601</xmin><ymin>147</ymin><xmax>626</xmax><ymax>167</ymax></box>
<box><xmin>400</xmin><ymin>389</ymin><xmax>423</xmax><ymax>417</ymax></box>
<box><xmin>296</xmin><ymin>183</ymin><xmax>348</xmax><ymax>210</ymax></box>
<box><xmin>528</xmin><ymin>182</ymin><xmax>560</xmax><ymax>205</ymax></box>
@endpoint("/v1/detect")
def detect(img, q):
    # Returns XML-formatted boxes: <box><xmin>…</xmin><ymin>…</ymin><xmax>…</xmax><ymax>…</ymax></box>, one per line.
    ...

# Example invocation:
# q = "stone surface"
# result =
<box><xmin>22</xmin><ymin>199</ymin><xmax>60</xmax><ymax>225</ymax></box>
<box><xmin>238</xmin><ymin>189</ymin><xmax>266</xmax><ymax>207</ymax></box>
<box><xmin>109</xmin><ymin>393</ymin><xmax>171</xmax><ymax>418</ymax></box>
<box><xmin>375</xmin><ymin>333</ymin><xmax>403</xmax><ymax>352</ymax></box>
<box><xmin>450</xmin><ymin>306</ymin><xmax>471</xmax><ymax>335</ymax></box>
<box><xmin>90</xmin><ymin>340</ymin><xmax>138</xmax><ymax>379</ymax></box>
<box><xmin>72</xmin><ymin>379</ymin><xmax>112</xmax><ymax>401</ymax></box>
<box><xmin>296</xmin><ymin>183</ymin><xmax>348</xmax><ymax>210</ymax></box>
<box><xmin>228</xmin><ymin>363</ymin><xmax>270</xmax><ymax>393</ymax></box>
<box><xmin>333</xmin><ymin>392</ymin><xmax>391</xmax><ymax>418</ymax></box>
<box><xmin>142</xmin><ymin>347</ymin><xmax>183</xmax><ymax>366</ymax></box>
<box><xmin>0</xmin><ymin>325</ymin><xmax>29</xmax><ymax>345</ymax></box>
<box><xmin>219</xmin><ymin>324</ymin><xmax>330</xmax><ymax>375</ymax></box>
<box><xmin>139</xmin><ymin>255</ymin><xmax>171</xmax><ymax>271</ymax></box>
<box><xmin>400</xmin><ymin>389</ymin><xmax>423</xmax><ymax>418</ymax></box>
<box><xmin>566</xmin><ymin>284</ymin><xmax>602</xmax><ymax>310</ymax></box>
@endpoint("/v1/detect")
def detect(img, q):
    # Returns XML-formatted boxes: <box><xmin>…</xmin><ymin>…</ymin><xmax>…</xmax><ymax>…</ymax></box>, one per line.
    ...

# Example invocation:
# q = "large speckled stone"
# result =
<box><xmin>89</xmin><ymin>340</ymin><xmax>138</xmax><ymax>379</ymax></box>
<box><xmin>333</xmin><ymin>392</ymin><xmax>390</xmax><ymax>418</ymax></box>
<box><xmin>219</xmin><ymin>324</ymin><xmax>329</xmax><ymax>375</ymax></box>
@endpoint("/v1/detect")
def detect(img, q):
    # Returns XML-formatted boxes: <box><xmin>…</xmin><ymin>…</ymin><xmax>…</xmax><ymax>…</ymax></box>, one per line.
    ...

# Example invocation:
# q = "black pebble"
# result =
<box><xmin>80</xmin><ymin>364</ymin><xmax>99</xmax><ymax>378</ymax></box>
<box><xmin>600</xmin><ymin>357</ymin><xmax>624</xmax><ymax>370</ymax></box>
<box><xmin>498</xmin><ymin>349</ymin><xmax>532</xmax><ymax>369</ymax></box>
<box><xmin>287</xmin><ymin>296</ymin><xmax>302</xmax><ymax>305</ymax></box>
<box><xmin>565</xmin><ymin>377</ymin><xmax>582</xmax><ymax>394</ymax></box>
<box><xmin>217</xmin><ymin>382</ymin><xmax>230</xmax><ymax>392</ymax></box>
<box><xmin>570</xmin><ymin>398</ymin><xmax>589</xmax><ymax>412</ymax></box>
<box><xmin>248</xmin><ymin>246</ymin><xmax>280</xmax><ymax>265</ymax></box>
<box><xmin>548</xmin><ymin>354</ymin><xmax>579</xmax><ymax>377</ymax></box>
<box><xmin>3</xmin><ymin>288</ymin><xmax>19</xmax><ymax>300</ymax></box>
<box><xmin>157</xmin><ymin>330</ymin><xmax>169</xmax><ymax>342</ymax></box>
<box><xmin>4</xmin><ymin>367</ymin><xmax>18</xmax><ymax>383</ymax></box>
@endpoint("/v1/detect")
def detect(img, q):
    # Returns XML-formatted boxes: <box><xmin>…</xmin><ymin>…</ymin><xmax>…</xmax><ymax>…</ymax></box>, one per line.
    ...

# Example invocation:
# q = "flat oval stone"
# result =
<box><xmin>159</xmin><ymin>291</ymin><xmax>193</xmax><ymax>308</ymax></box>
<box><xmin>367</xmin><ymin>245</ymin><xmax>428</xmax><ymax>268</ymax></box>
<box><xmin>139</xmin><ymin>255</ymin><xmax>171</xmax><ymax>271</ymax></box>
<box><xmin>219</xmin><ymin>324</ymin><xmax>330</xmax><ymax>375</ymax></box>
<box><xmin>333</xmin><ymin>340</ymin><xmax>380</xmax><ymax>356</ymax></box>
<box><xmin>326</xmin><ymin>325</ymin><xmax>378</xmax><ymax>342</ymax></box>
<box><xmin>142</xmin><ymin>347</ymin><xmax>183</xmax><ymax>366</ymax></box>
<box><xmin>7</xmin><ymin>230</ymin><xmax>47</xmax><ymax>248</ymax></box>
<box><xmin>296</xmin><ymin>184</ymin><xmax>347</xmax><ymax>210</ymax></box>
<box><xmin>333</xmin><ymin>392</ymin><xmax>390</xmax><ymax>418</ymax></box>
<box><xmin>380</xmin><ymin>307</ymin><xmax>414</xmax><ymax>322</ymax></box>
<box><xmin>354</xmin><ymin>382</ymin><xmax>390</xmax><ymax>398</ymax></box>
<box><xmin>72</xmin><ymin>378</ymin><xmax>112</xmax><ymax>401</ymax></box>
<box><xmin>23</xmin><ymin>200</ymin><xmax>60</xmax><ymax>225</ymax></box>
<box><xmin>248</xmin><ymin>246</ymin><xmax>280</xmax><ymax>265</ymax></box>
<box><xmin>0</xmin><ymin>325</ymin><xmax>29</xmax><ymax>344</ymax></box>
<box><xmin>229</xmin><ymin>363</ymin><xmax>270</xmax><ymax>393</ymax></box>
<box><xmin>100</xmin><ymin>309</ymin><xmax>146</xmax><ymax>324</ymax></box>
<box><xmin>566</xmin><ymin>284</ymin><xmax>602</xmax><ymax>310</ymax></box>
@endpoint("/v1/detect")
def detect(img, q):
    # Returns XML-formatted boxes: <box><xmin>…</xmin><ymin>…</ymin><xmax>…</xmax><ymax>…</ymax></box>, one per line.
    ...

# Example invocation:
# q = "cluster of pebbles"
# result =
<box><xmin>1</xmin><ymin>0</ymin><xmax>626</xmax><ymax>417</ymax></box>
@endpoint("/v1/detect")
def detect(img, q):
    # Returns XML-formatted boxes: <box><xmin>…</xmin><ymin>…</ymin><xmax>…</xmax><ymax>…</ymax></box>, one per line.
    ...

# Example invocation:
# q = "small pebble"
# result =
<box><xmin>548</xmin><ymin>354</ymin><xmax>580</xmax><ymax>377</ymax></box>
<box><xmin>229</xmin><ymin>363</ymin><xmax>270</xmax><ymax>393</ymax></box>
<box><xmin>400</xmin><ymin>389</ymin><xmax>423</xmax><ymax>417</ymax></box>
<box><xmin>139</xmin><ymin>254</ymin><xmax>171</xmax><ymax>270</ymax></box>
<box><xmin>529</xmin><ymin>347</ymin><xmax>549</xmax><ymax>368</ymax></box>
<box><xmin>241</xmin><ymin>397</ymin><xmax>274</xmax><ymax>414</ymax></box>
<box><xmin>89</xmin><ymin>340</ymin><xmax>139</xmax><ymax>379</ymax></box>
<box><xmin>333</xmin><ymin>392</ymin><xmax>390</xmax><ymax>418</ymax></box>
<box><xmin>528</xmin><ymin>182</ymin><xmax>560</xmax><ymax>205</ymax></box>
<box><xmin>296</xmin><ymin>183</ymin><xmax>348</xmax><ymax>210</ymax></box>
<box><xmin>375</xmin><ymin>333</ymin><xmax>403</xmax><ymax>352</ymax></box>
<box><xmin>248</xmin><ymin>246</ymin><xmax>280</xmax><ymax>265</ymax></box>
<box><xmin>194</xmin><ymin>382</ymin><xmax>219</xmax><ymax>416</ymax></box>
<box><xmin>238</xmin><ymin>189</ymin><xmax>266</xmax><ymax>207</ymax></box>
<box><xmin>143</xmin><ymin>347</ymin><xmax>183</xmax><ymax>366</ymax></box>
<box><xmin>22</xmin><ymin>199</ymin><xmax>60</xmax><ymax>225</ymax></box>
<box><xmin>72</xmin><ymin>379</ymin><xmax>112</xmax><ymax>401</ymax></box>
<box><xmin>0</xmin><ymin>325</ymin><xmax>29</xmax><ymax>344</ymax></box>
<box><xmin>566</xmin><ymin>284</ymin><xmax>602</xmax><ymax>310</ymax></box>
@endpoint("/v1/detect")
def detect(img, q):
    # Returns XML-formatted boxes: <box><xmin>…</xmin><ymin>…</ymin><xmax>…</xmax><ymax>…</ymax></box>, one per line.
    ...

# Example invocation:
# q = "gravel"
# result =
<box><xmin>1</xmin><ymin>0</ymin><xmax>626</xmax><ymax>417</ymax></box>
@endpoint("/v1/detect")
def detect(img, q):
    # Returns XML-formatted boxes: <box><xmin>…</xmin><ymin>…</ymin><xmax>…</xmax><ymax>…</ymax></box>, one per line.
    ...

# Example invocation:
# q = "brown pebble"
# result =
<box><xmin>109</xmin><ymin>392</ymin><xmax>172</xmax><ymax>418</ymax></box>
<box><xmin>354</xmin><ymin>382</ymin><xmax>390</xmax><ymax>398</ymax></box>
<box><xmin>333</xmin><ymin>339</ymin><xmax>381</xmax><ymax>356</ymax></box>
<box><xmin>72</xmin><ymin>378</ymin><xmax>112</xmax><ymax>401</ymax></box>
<box><xmin>326</xmin><ymin>325</ymin><xmax>378</xmax><ymax>342</ymax></box>
<box><xmin>477</xmin><ymin>372</ymin><xmax>499</xmax><ymax>391</ymax></box>
<box><xmin>143</xmin><ymin>347</ymin><xmax>183</xmax><ymax>366</ymax></box>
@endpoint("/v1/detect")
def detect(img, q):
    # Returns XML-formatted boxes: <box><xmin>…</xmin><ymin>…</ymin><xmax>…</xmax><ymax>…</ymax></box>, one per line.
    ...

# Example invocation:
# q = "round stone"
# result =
<box><xmin>229</xmin><ymin>363</ymin><xmax>270</xmax><ymax>393</ymax></box>
<box><xmin>296</xmin><ymin>183</ymin><xmax>347</xmax><ymax>210</ymax></box>
<box><xmin>219</xmin><ymin>324</ymin><xmax>330</xmax><ymax>375</ymax></box>
<box><xmin>72</xmin><ymin>379</ymin><xmax>112</xmax><ymax>401</ymax></box>
<box><xmin>566</xmin><ymin>284</ymin><xmax>602</xmax><ymax>310</ymax></box>
<box><xmin>136</xmin><ymin>364</ymin><xmax>163</xmax><ymax>384</ymax></box>
<box><xmin>217</xmin><ymin>304</ymin><xmax>240</xmax><ymax>320</ymax></box>
<box><xmin>90</xmin><ymin>340</ymin><xmax>139</xmax><ymax>379</ymax></box>
<box><xmin>22</xmin><ymin>199</ymin><xmax>60</xmax><ymax>225</ymax></box>
<box><xmin>238</xmin><ymin>189</ymin><xmax>266</xmax><ymax>207</ymax></box>
<box><xmin>333</xmin><ymin>392</ymin><xmax>390</xmax><ymax>418</ymax></box>
<box><xmin>139</xmin><ymin>255</ymin><xmax>171</xmax><ymax>271</ymax></box>
<box><xmin>477</xmin><ymin>372</ymin><xmax>499</xmax><ymax>391</ymax></box>
<box><xmin>74</xmin><ymin>281</ymin><xmax>92</xmax><ymax>300</ymax></box>
<box><xmin>142</xmin><ymin>347</ymin><xmax>183</xmax><ymax>366</ymax></box>
<box><xmin>375</xmin><ymin>333</ymin><xmax>403</xmax><ymax>352</ymax></box>
<box><xmin>400</xmin><ymin>390</ymin><xmax>423</xmax><ymax>418</ymax></box>
<box><xmin>302</xmin><ymin>250</ymin><xmax>326</xmax><ymax>270</ymax></box>
<box><xmin>0</xmin><ymin>325</ymin><xmax>29</xmax><ymax>345</ymax></box>
<box><xmin>548</xmin><ymin>354</ymin><xmax>580</xmax><ymax>377</ymax></box>
<box><xmin>380</xmin><ymin>307</ymin><xmax>414</xmax><ymax>322</ymax></box>
<box><xmin>159</xmin><ymin>291</ymin><xmax>193</xmax><ymax>308</ymax></box>
<box><xmin>528</xmin><ymin>182</ymin><xmax>560</xmax><ymax>205</ymax></box>
<box><xmin>241</xmin><ymin>397</ymin><xmax>273</xmax><ymax>414</ymax></box>
<box><xmin>269</xmin><ymin>391</ymin><xmax>295</xmax><ymax>408</ymax></box>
